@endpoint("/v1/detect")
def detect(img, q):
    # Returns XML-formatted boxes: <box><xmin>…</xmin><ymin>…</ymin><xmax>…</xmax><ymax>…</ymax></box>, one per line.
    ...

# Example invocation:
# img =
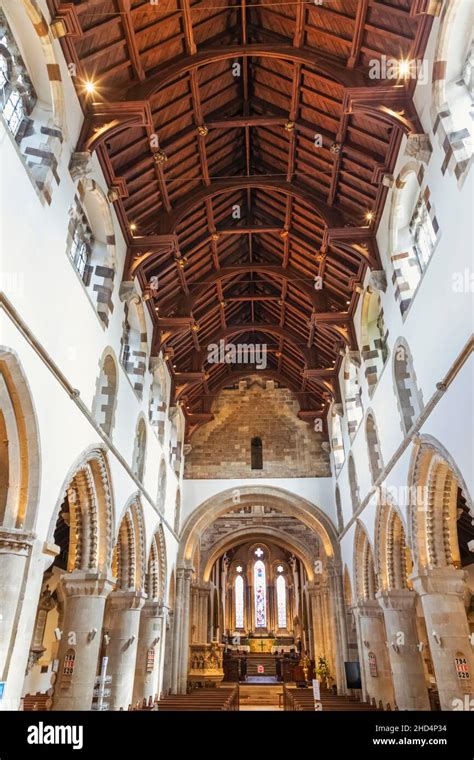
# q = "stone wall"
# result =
<box><xmin>184</xmin><ymin>377</ymin><xmax>331</xmax><ymax>479</ymax></box>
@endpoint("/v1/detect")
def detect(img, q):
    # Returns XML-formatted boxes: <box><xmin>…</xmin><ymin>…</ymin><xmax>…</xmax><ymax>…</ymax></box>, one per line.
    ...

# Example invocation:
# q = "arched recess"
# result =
<box><xmin>91</xmin><ymin>348</ymin><xmax>118</xmax><ymax>437</ymax></box>
<box><xmin>365</xmin><ymin>411</ymin><xmax>384</xmax><ymax>484</ymax></box>
<box><xmin>388</xmin><ymin>165</ymin><xmax>440</xmax><ymax>314</ymax></box>
<box><xmin>119</xmin><ymin>289</ymin><xmax>148</xmax><ymax>399</ymax></box>
<box><xmin>343</xmin><ymin>353</ymin><xmax>364</xmax><ymax>440</ymax></box>
<box><xmin>132</xmin><ymin>415</ymin><xmax>147</xmax><ymax>483</ymax></box>
<box><xmin>408</xmin><ymin>436</ymin><xmax>474</xmax><ymax>571</ymax></box>
<box><xmin>335</xmin><ymin>485</ymin><xmax>344</xmax><ymax>534</ymax></box>
<box><xmin>347</xmin><ymin>454</ymin><xmax>360</xmax><ymax>515</ymax></box>
<box><xmin>361</xmin><ymin>289</ymin><xmax>388</xmax><ymax>394</ymax></box>
<box><xmin>392</xmin><ymin>337</ymin><xmax>423</xmax><ymax>434</ymax></box>
<box><xmin>157</xmin><ymin>458</ymin><xmax>167</xmax><ymax>514</ymax></box>
<box><xmin>149</xmin><ymin>358</ymin><xmax>168</xmax><ymax>444</ymax></box>
<box><xmin>330</xmin><ymin>404</ymin><xmax>345</xmax><ymax>475</ymax></box>
<box><xmin>66</xmin><ymin>179</ymin><xmax>117</xmax><ymax>326</ymax></box>
<box><xmin>146</xmin><ymin>524</ymin><xmax>167</xmax><ymax>602</ymax></box>
<box><xmin>178</xmin><ymin>485</ymin><xmax>339</xmax><ymax>571</ymax></box>
<box><xmin>431</xmin><ymin>0</ymin><xmax>473</xmax><ymax>185</ymax></box>
<box><xmin>375</xmin><ymin>500</ymin><xmax>413</xmax><ymax>591</ymax></box>
<box><xmin>353</xmin><ymin>522</ymin><xmax>378</xmax><ymax>602</ymax></box>
<box><xmin>0</xmin><ymin>347</ymin><xmax>40</xmax><ymax>530</ymax></box>
<box><xmin>48</xmin><ymin>445</ymin><xmax>115</xmax><ymax>572</ymax></box>
<box><xmin>0</xmin><ymin>0</ymin><xmax>65</xmax><ymax>205</ymax></box>
<box><xmin>112</xmin><ymin>495</ymin><xmax>146</xmax><ymax>592</ymax></box>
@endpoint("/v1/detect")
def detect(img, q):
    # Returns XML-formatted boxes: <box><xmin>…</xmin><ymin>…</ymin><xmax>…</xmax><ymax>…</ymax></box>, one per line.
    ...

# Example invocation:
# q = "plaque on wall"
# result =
<box><xmin>368</xmin><ymin>651</ymin><xmax>378</xmax><ymax>677</ymax></box>
<box><xmin>146</xmin><ymin>647</ymin><xmax>155</xmax><ymax>673</ymax></box>
<box><xmin>454</xmin><ymin>653</ymin><xmax>470</xmax><ymax>680</ymax></box>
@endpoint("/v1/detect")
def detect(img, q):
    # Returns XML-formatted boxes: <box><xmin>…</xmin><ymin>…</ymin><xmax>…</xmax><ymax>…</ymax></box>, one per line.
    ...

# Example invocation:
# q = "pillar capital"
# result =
<box><xmin>0</xmin><ymin>527</ymin><xmax>35</xmax><ymax>556</ymax></box>
<box><xmin>58</xmin><ymin>571</ymin><xmax>115</xmax><ymax>599</ymax></box>
<box><xmin>353</xmin><ymin>598</ymin><xmax>384</xmax><ymax>619</ymax></box>
<box><xmin>411</xmin><ymin>567</ymin><xmax>467</xmax><ymax>598</ymax></box>
<box><xmin>376</xmin><ymin>588</ymin><xmax>418</xmax><ymax>612</ymax></box>
<box><xmin>142</xmin><ymin>600</ymin><xmax>165</xmax><ymax>618</ymax></box>
<box><xmin>107</xmin><ymin>589</ymin><xmax>147</xmax><ymax>612</ymax></box>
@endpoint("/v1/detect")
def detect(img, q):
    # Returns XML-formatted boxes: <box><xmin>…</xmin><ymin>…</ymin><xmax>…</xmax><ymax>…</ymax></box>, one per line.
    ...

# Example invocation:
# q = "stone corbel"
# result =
<box><xmin>69</xmin><ymin>152</ymin><xmax>94</xmax><ymax>182</ymax></box>
<box><xmin>405</xmin><ymin>134</ymin><xmax>433</xmax><ymax>164</ymax></box>
<box><xmin>333</xmin><ymin>403</ymin><xmax>344</xmax><ymax>417</ymax></box>
<box><xmin>368</xmin><ymin>270</ymin><xmax>387</xmax><ymax>294</ymax></box>
<box><xmin>119</xmin><ymin>280</ymin><xmax>140</xmax><ymax>304</ymax></box>
<box><xmin>347</xmin><ymin>350</ymin><xmax>361</xmax><ymax>367</ymax></box>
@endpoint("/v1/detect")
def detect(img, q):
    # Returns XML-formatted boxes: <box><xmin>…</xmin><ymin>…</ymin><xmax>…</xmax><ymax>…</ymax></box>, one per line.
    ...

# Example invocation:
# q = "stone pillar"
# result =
<box><xmin>105</xmin><ymin>590</ymin><xmax>146</xmax><ymax>710</ymax></box>
<box><xmin>328</xmin><ymin>564</ymin><xmax>349</xmax><ymax>694</ymax></box>
<box><xmin>353</xmin><ymin>600</ymin><xmax>395</xmax><ymax>708</ymax></box>
<box><xmin>132</xmin><ymin>600</ymin><xmax>164</xmax><ymax>704</ymax></box>
<box><xmin>170</xmin><ymin>570</ymin><xmax>184</xmax><ymax>693</ymax></box>
<box><xmin>178</xmin><ymin>568</ymin><xmax>193</xmax><ymax>694</ymax></box>
<box><xmin>412</xmin><ymin>568</ymin><xmax>474</xmax><ymax>711</ymax></box>
<box><xmin>52</xmin><ymin>572</ymin><xmax>114</xmax><ymax>710</ymax></box>
<box><xmin>0</xmin><ymin>529</ymin><xmax>35</xmax><ymax>692</ymax></box>
<box><xmin>308</xmin><ymin>585</ymin><xmax>325</xmax><ymax>663</ymax></box>
<box><xmin>377</xmin><ymin>589</ymin><xmax>430</xmax><ymax>710</ymax></box>
<box><xmin>160</xmin><ymin>610</ymin><xmax>173</xmax><ymax>696</ymax></box>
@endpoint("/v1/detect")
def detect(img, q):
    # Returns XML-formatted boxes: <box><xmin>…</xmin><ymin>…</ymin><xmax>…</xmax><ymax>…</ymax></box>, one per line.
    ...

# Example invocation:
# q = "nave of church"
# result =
<box><xmin>0</xmin><ymin>0</ymin><xmax>473</xmax><ymax>733</ymax></box>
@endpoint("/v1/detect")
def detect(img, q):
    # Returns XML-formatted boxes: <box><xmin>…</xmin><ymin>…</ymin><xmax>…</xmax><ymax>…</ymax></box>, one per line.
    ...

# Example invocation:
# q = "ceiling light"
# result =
<box><xmin>365</xmin><ymin>211</ymin><xmax>374</xmax><ymax>223</ymax></box>
<box><xmin>130</xmin><ymin>223</ymin><xmax>137</xmax><ymax>232</ymax></box>
<box><xmin>84</xmin><ymin>81</ymin><xmax>95</xmax><ymax>94</ymax></box>
<box><xmin>398</xmin><ymin>59</ymin><xmax>411</xmax><ymax>78</ymax></box>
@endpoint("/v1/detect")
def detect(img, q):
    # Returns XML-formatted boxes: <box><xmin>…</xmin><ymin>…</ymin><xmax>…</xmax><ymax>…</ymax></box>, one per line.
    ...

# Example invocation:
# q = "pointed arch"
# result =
<box><xmin>91</xmin><ymin>348</ymin><xmax>119</xmax><ymax>437</ymax></box>
<box><xmin>343</xmin><ymin>354</ymin><xmax>364</xmax><ymax>440</ymax></box>
<box><xmin>365</xmin><ymin>410</ymin><xmax>384</xmax><ymax>483</ymax></box>
<box><xmin>132</xmin><ymin>415</ymin><xmax>147</xmax><ymax>483</ymax></box>
<box><xmin>392</xmin><ymin>337</ymin><xmax>423</xmax><ymax>433</ymax></box>
<box><xmin>361</xmin><ymin>289</ymin><xmax>389</xmax><ymax>394</ymax></box>
<box><xmin>348</xmin><ymin>454</ymin><xmax>360</xmax><ymax>515</ymax></box>
<box><xmin>354</xmin><ymin>521</ymin><xmax>378</xmax><ymax>601</ymax></box>
<box><xmin>113</xmin><ymin>495</ymin><xmax>146</xmax><ymax>591</ymax></box>
<box><xmin>375</xmin><ymin>498</ymin><xmax>412</xmax><ymax>591</ymax></box>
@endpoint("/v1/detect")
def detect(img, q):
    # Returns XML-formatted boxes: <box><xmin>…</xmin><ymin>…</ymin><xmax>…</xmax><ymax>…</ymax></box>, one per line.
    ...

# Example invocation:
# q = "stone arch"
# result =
<box><xmin>0</xmin><ymin>347</ymin><xmax>40</xmax><ymax>531</ymax></box>
<box><xmin>157</xmin><ymin>458</ymin><xmax>167</xmax><ymax>514</ymax></box>
<box><xmin>178</xmin><ymin>485</ymin><xmax>339</xmax><ymax>570</ymax></box>
<box><xmin>132</xmin><ymin>415</ymin><xmax>147</xmax><ymax>483</ymax></box>
<box><xmin>91</xmin><ymin>348</ymin><xmax>119</xmax><ymax>437</ymax></box>
<box><xmin>343</xmin><ymin>564</ymin><xmax>353</xmax><ymax>606</ymax></box>
<box><xmin>49</xmin><ymin>444</ymin><xmax>115</xmax><ymax>572</ymax></box>
<box><xmin>1</xmin><ymin>0</ymin><xmax>65</xmax><ymax>205</ymax></box>
<box><xmin>353</xmin><ymin>521</ymin><xmax>378</xmax><ymax>601</ymax></box>
<box><xmin>361</xmin><ymin>289</ymin><xmax>389</xmax><ymax>394</ymax></box>
<box><xmin>168</xmin><ymin>408</ymin><xmax>183</xmax><ymax>475</ymax></box>
<box><xmin>343</xmin><ymin>353</ymin><xmax>364</xmax><ymax>440</ymax></box>
<box><xmin>335</xmin><ymin>485</ymin><xmax>344</xmax><ymax>534</ymax></box>
<box><xmin>431</xmin><ymin>0</ymin><xmax>473</xmax><ymax>185</ymax></box>
<box><xmin>347</xmin><ymin>454</ymin><xmax>360</xmax><ymax>515</ymax></box>
<box><xmin>392</xmin><ymin>337</ymin><xmax>424</xmax><ymax>434</ymax></box>
<box><xmin>408</xmin><ymin>436</ymin><xmax>473</xmax><ymax>571</ymax></box>
<box><xmin>365</xmin><ymin>410</ymin><xmax>384</xmax><ymax>484</ymax></box>
<box><xmin>119</xmin><ymin>286</ymin><xmax>148</xmax><ymax>399</ymax></box>
<box><xmin>113</xmin><ymin>495</ymin><xmax>146</xmax><ymax>591</ymax></box>
<box><xmin>66</xmin><ymin>178</ymin><xmax>117</xmax><ymax>326</ymax></box>
<box><xmin>330</xmin><ymin>404</ymin><xmax>345</xmax><ymax>475</ymax></box>
<box><xmin>146</xmin><ymin>524</ymin><xmax>167</xmax><ymax>602</ymax></box>
<box><xmin>149</xmin><ymin>357</ymin><xmax>168</xmax><ymax>444</ymax></box>
<box><xmin>375</xmin><ymin>498</ymin><xmax>412</xmax><ymax>591</ymax></box>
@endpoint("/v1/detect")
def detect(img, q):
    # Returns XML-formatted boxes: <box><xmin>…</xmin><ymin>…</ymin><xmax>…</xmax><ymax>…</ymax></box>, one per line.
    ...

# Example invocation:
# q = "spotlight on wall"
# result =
<box><xmin>432</xmin><ymin>631</ymin><xmax>442</xmax><ymax>646</ymax></box>
<box><xmin>88</xmin><ymin>628</ymin><xmax>98</xmax><ymax>642</ymax></box>
<box><xmin>128</xmin><ymin>635</ymin><xmax>136</xmax><ymax>647</ymax></box>
<box><xmin>416</xmin><ymin>641</ymin><xmax>424</xmax><ymax>652</ymax></box>
<box><xmin>54</xmin><ymin>628</ymin><xmax>62</xmax><ymax>641</ymax></box>
<box><xmin>390</xmin><ymin>642</ymin><xmax>400</xmax><ymax>654</ymax></box>
<box><xmin>103</xmin><ymin>634</ymin><xmax>111</xmax><ymax>647</ymax></box>
<box><xmin>363</xmin><ymin>640</ymin><xmax>370</xmax><ymax>648</ymax></box>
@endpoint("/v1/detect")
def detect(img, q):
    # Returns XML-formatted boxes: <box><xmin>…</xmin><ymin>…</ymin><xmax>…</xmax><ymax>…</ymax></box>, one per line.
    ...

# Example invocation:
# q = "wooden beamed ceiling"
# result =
<box><xmin>50</xmin><ymin>0</ymin><xmax>432</xmax><ymax>437</ymax></box>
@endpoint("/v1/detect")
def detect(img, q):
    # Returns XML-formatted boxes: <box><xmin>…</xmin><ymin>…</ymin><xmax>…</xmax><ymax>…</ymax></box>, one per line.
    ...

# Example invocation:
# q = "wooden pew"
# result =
<box><xmin>22</xmin><ymin>692</ymin><xmax>52</xmax><ymax>711</ymax></box>
<box><xmin>283</xmin><ymin>686</ymin><xmax>382</xmax><ymax>712</ymax></box>
<box><xmin>139</xmin><ymin>686</ymin><xmax>239</xmax><ymax>712</ymax></box>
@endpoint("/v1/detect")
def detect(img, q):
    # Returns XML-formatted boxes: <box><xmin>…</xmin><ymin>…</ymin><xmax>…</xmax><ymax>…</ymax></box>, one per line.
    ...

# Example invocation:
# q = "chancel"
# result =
<box><xmin>0</xmin><ymin>0</ymin><xmax>473</xmax><ymax>719</ymax></box>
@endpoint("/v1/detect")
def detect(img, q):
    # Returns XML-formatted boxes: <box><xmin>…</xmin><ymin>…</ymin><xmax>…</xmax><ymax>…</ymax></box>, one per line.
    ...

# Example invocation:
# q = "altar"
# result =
<box><xmin>249</xmin><ymin>638</ymin><xmax>275</xmax><ymax>653</ymax></box>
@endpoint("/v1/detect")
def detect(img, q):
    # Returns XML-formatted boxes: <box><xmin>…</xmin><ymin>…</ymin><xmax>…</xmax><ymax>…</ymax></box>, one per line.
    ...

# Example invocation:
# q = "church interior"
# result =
<box><xmin>0</xmin><ymin>0</ymin><xmax>473</xmax><ymax>723</ymax></box>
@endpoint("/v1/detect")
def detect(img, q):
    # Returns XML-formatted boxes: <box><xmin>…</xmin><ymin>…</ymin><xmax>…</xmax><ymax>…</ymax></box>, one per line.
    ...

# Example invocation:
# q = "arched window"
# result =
<box><xmin>120</xmin><ymin>293</ymin><xmax>148</xmax><ymax>399</ymax></box>
<box><xmin>366</xmin><ymin>412</ymin><xmax>383</xmax><ymax>483</ymax></box>
<box><xmin>393</xmin><ymin>339</ymin><xmax>423</xmax><ymax>433</ymax></box>
<box><xmin>361</xmin><ymin>290</ymin><xmax>389</xmax><ymax>394</ymax></box>
<box><xmin>132</xmin><ymin>418</ymin><xmax>147</xmax><ymax>483</ymax></box>
<box><xmin>66</xmin><ymin>182</ymin><xmax>117</xmax><ymax>326</ymax></box>
<box><xmin>92</xmin><ymin>352</ymin><xmax>118</xmax><ymax>437</ymax></box>
<box><xmin>251</xmin><ymin>436</ymin><xmax>263</xmax><ymax>470</ymax></box>
<box><xmin>149</xmin><ymin>361</ymin><xmax>167</xmax><ymax>443</ymax></box>
<box><xmin>431</xmin><ymin>0</ymin><xmax>473</xmax><ymax>185</ymax></box>
<box><xmin>254</xmin><ymin>559</ymin><xmax>267</xmax><ymax>627</ymax></box>
<box><xmin>348</xmin><ymin>454</ymin><xmax>360</xmax><ymax>515</ymax></box>
<box><xmin>0</xmin><ymin>4</ymin><xmax>64</xmax><ymax>205</ymax></box>
<box><xmin>235</xmin><ymin>573</ymin><xmax>244</xmax><ymax>629</ymax></box>
<box><xmin>389</xmin><ymin>170</ymin><xmax>440</xmax><ymax>315</ymax></box>
<box><xmin>276</xmin><ymin>573</ymin><xmax>287</xmax><ymax>629</ymax></box>
<box><xmin>330</xmin><ymin>406</ymin><xmax>345</xmax><ymax>474</ymax></box>
<box><xmin>344</xmin><ymin>356</ymin><xmax>364</xmax><ymax>440</ymax></box>
<box><xmin>174</xmin><ymin>489</ymin><xmax>181</xmax><ymax>534</ymax></box>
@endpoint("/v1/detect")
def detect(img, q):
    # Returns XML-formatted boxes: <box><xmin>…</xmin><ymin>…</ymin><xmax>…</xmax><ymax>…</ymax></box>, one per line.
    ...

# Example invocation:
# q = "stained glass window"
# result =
<box><xmin>254</xmin><ymin>559</ymin><xmax>266</xmax><ymax>627</ymax></box>
<box><xmin>276</xmin><ymin>574</ymin><xmax>286</xmax><ymax>629</ymax></box>
<box><xmin>235</xmin><ymin>574</ymin><xmax>244</xmax><ymax>629</ymax></box>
